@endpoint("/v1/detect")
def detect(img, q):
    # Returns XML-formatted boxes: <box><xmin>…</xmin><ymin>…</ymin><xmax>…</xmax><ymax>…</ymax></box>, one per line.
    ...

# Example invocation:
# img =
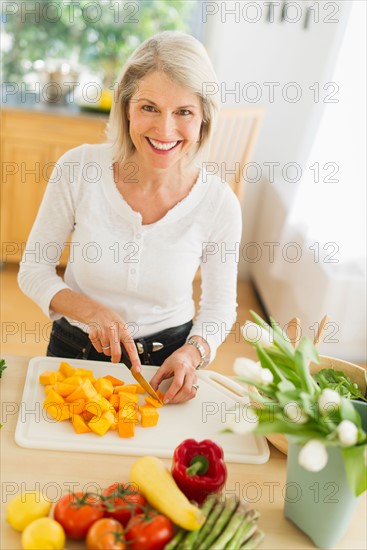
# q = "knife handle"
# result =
<box><xmin>120</xmin><ymin>346</ymin><xmax>132</xmax><ymax>369</ymax></box>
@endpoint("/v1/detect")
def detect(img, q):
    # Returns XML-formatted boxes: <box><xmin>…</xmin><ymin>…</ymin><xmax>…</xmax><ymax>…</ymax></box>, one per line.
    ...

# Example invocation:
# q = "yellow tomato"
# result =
<box><xmin>22</xmin><ymin>518</ymin><xmax>65</xmax><ymax>550</ymax></box>
<box><xmin>6</xmin><ymin>492</ymin><xmax>51</xmax><ymax>531</ymax></box>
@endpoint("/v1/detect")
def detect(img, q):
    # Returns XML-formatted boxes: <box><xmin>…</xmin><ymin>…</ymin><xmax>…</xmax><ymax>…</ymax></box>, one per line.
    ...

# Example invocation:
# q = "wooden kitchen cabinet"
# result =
<box><xmin>1</xmin><ymin>108</ymin><xmax>108</xmax><ymax>264</ymax></box>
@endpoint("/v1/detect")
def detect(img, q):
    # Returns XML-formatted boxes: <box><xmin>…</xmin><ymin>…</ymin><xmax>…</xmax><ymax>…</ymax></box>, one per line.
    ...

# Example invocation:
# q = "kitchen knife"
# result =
<box><xmin>129</xmin><ymin>366</ymin><xmax>163</xmax><ymax>404</ymax></box>
<box><xmin>119</xmin><ymin>347</ymin><xmax>163</xmax><ymax>403</ymax></box>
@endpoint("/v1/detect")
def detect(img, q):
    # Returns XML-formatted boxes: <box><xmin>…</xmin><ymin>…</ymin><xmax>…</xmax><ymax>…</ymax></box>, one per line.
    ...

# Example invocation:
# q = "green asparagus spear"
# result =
<box><xmin>209</xmin><ymin>511</ymin><xmax>246</xmax><ymax>549</ymax></box>
<box><xmin>225</xmin><ymin>520</ymin><xmax>258</xmax><ymax>549</ymax></box>
<box><xmin>240</xmin><ymin>529</ymin><xmax>265</xmax><ymax>549</ymax></box>
<box><xmin>179</xmin><ymin>493</ymin><xmax>218</xmax><ymax>550</ymax></box>
<box><xmin>164</xmin><ymin>529</ymin><xmax>186</xmax><ymax>550</ymax></box>
<box><xmin>192</xmin><ymin>500</ymin><xmax>226</xmax><ymax>549</ymax></box>
<box><xmin>197</xmin><ymin>498</ymin><xmax>239</xmax><ymax>550</ymax></box>
<box><xmin>243</xmin><ymin>509</ymin><xmax>260</xmax><ymax>522</ymax></box>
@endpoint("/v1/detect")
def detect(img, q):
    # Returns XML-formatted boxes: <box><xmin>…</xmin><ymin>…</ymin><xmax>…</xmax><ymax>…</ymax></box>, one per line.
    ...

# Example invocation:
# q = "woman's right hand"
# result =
<box><xmin>87</xmin><ymin>305</ymin><xmax>141</xmax><ymax>370</ymax></box>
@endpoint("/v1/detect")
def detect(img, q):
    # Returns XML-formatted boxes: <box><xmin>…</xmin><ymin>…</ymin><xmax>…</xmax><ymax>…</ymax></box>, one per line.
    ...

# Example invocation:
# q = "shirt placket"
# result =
<box><xmin>127</xmin><ymin>228</ymin><xmax>143</xmax><ymax>291</ymax></box>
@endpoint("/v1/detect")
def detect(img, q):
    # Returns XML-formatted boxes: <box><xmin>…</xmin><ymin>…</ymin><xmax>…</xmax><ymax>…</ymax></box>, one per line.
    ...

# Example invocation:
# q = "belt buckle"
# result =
<box><xmin>136</xmin><ymin>341</ymin><xmax>164</xmax><ymax>354</ymax></box>
<box><xmin>152</xmin><ymin>341</ymin><xmax>164</xmax><ymax>352</ymax></box>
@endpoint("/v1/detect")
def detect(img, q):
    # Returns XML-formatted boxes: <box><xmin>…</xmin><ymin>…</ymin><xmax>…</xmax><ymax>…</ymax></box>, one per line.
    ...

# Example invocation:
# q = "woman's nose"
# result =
<box><xmin>155</xmin><ymin>113</ymin><xmax>176</xmax><ymax>137</ymax></box>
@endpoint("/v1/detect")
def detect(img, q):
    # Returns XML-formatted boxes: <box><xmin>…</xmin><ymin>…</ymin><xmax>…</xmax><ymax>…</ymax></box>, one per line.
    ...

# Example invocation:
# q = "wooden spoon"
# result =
<box><xmin>313</xmin><ymin>314</ymin><xmax>330</xmax><ymax>347</ymax></box>
<box><xmin>287</xmin><ymin>317</ymin><xmax>301</xmax><ymax>348</ymax></box>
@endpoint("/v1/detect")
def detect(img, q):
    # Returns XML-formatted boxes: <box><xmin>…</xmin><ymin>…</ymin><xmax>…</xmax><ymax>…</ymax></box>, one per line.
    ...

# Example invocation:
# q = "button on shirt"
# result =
<box><xmin>18</xmin><ymin>143</ymin><xmax>242</xmax><ymax>360</ymax></box>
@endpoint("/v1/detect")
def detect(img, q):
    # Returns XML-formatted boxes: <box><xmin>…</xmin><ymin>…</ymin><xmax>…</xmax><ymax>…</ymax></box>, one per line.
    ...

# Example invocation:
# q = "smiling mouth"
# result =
<box><xmin>146</xmin><ymin>137</ymin><xmax>182</xmax><ymax>151</ymax></box>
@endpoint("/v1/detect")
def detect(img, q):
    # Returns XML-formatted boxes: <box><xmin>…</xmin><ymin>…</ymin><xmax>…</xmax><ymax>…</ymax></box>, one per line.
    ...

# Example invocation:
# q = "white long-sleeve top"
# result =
<box><xmin>18</xmin><ymin>143</ymin><xmax>242</xmax><ymax>359</ymax></box>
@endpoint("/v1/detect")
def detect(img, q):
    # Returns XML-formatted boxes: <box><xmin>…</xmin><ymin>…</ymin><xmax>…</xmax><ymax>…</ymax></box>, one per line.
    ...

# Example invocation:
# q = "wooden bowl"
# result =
<box><xmin>266</xmin><ymin>356</ymin><xmax>367</xmax><ymax>455</ymax></box>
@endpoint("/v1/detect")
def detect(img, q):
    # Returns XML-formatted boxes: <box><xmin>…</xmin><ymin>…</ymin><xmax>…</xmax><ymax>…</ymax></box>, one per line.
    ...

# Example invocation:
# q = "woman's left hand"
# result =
<box><xmin>149</xmin><ymin>347</ymin><xmax>199</xmax><ymax>404</ymax></box>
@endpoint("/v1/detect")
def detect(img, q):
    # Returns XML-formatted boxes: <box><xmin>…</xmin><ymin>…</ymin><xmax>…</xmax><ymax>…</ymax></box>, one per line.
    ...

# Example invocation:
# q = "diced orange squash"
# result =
<box><xmin>45</xmin><ymin>402</ymin><xmax>71</xmax><ymax>421</ymax></box>
<box><xmin>134</xmin><ymin>384</ymin><xmax>146</xmax><ymax>394</ymax></box>
<box><xmin>119</xmin><ymin>405</ymin><xmax>139</xmax><ymax>423</ymax></box>
<box><xmin>44</xmin><ymin>384</ymin><xmax>55</xmax><ymax>395</ymax></box>
<box><xmin>63</xmin><ymin>376</ymin><xmax>84</xmax><ymax>386</ymax></box>
<box><xmin>56</xmin><ymin>371</ymin><xmax>65</xmax><ymax>382</ymax></box>
<box><xmin>44</xmin><ymin>389</ymin><xmax>65</xmax><ymax>406</ymax></box>
<box><xmin>88</xmin><ymin>410</ymin><xmax>114</xmax><ymax>436</ymax></box>
<box><xmin>118</xmin><ymin>384</ymin><xmax>137</xmax><ymax>394</ymax></box>
<box><xmin>39</xmin><ymin>371</ymin><xmax>58</xmax><ymax>385</ymax></box>
<box><xmin>66</xmin><ymin>379</ymin><xmax>98</xmax><ymax>403</ymax></box>
<box><xmin>86</xmin><ymin>394</ymin><xmax>111</xmax><ymax>415</ymax></box>
<box><xmin>119</xmin><ymin>392</ymin><xmax>139</xmax><ymax>409</ymax></box>
<box><xmin>82</xmin><ymin>409</ymin><xmax>96</xmax><ymax>423</ymax></box>
<box><xmin>156</xmin><ymin>389</ymin><xmax>166</xmax><ymax>401</ymax></box>
<box><xmin>94</xmin><ymin>377</ymin><xmax>114</xmax><ymax>398</ymax></box>
<box><xmin>105</xmin><ymin>375</ymin><xmax>124</xmax><ymax>386</ymax></box>
<box><xmin>68</xmin><ymin>399</ymin><xmax>86</xmax><ymax>416</ymax></box>
<box><xmin>58</xmin><ymin>361</ymin><xmax>76</xmax><ymax>378</ymax></box>
<box><xmin>118</xmin><ymin>409</ymin><xmax>136</xmax><ymax>438</ymax></box>
<box><xmin>118</xmin><ymin>421</ymin><xmax>135</xmax><ymax>438</ymax></box>
<box><xmin>145</xmin><ymin>396</ymin><xmax>163</xmax><ymax>408</ymax></box>
<box><xmin>109</xmin><ymin>394</ymin><xmax>120</xmax><ymax>411</ymax></box>
<box><xmin>54</xmin><ymin>382</ymin><xmax>77</xmax><ymax>397</ymax></box>
<box><xmin>139</xmin><ymin>404</ymin><xmax>159</xmax><ymax>427</ymax></box>
<box><xmin>74</xmin><ymin>368</ymin><xmax>95</xmax><ymax>382</ymax></box>
<box><xmin>105</xmin><ymin>409</ymin><xmax>118</xmax><ymax>430</ymax></box>
<box><xmin>72</xmin><ymin>414</ymin><xmax>91</xmax><ymax>433</ymax></box>
<box><xmin>113</xmin><ymin>385</ymin><xmax>127</xmax><ymax>394</ymax></box>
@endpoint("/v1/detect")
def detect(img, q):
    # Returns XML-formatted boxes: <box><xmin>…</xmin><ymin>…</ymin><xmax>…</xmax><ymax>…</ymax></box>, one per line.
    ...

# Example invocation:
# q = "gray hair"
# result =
<box><xmin>107</xmin><ymin>31</ymin><xmax>220</xmax><ymax>167</ymax></box>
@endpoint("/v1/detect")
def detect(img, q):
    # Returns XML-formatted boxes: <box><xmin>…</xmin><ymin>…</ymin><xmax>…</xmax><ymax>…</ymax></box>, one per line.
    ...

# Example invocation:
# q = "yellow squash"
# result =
<box><xmin>130</xmin><ymin>456</ymin><xmax>205</xmax><ymax>530</ymax></box>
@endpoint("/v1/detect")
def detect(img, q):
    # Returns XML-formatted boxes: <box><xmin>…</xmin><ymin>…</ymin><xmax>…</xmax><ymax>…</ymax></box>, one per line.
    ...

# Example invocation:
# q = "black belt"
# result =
<box><xmin>54</xmin><ymin>318</ymin><xmax>192</xmax><ymax>366</ymax></box>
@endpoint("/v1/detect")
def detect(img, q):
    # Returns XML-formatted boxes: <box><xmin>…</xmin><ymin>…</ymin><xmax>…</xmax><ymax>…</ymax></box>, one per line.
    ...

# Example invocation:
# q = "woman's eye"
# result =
<box><xmin>178</xmin><ymin>109</ymin><xmax>191</xmax><ymax>116</ymax></box>
<box><xmin>142</xmin><ymin>105</ymin><xmax>156</xmax><ymax>112</ymax></box>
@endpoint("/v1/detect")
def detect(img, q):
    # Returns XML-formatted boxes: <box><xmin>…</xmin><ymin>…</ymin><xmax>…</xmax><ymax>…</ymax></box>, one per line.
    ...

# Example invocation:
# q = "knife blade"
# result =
<box><xmin>120</xmin><ymin>345</ymin><xmax>163</xmax><ymax>403</ymax></box>
<box><xmin>129</xmin><ymin>367</ymin><xmax>163</xmax><ymax>404</ymax></box>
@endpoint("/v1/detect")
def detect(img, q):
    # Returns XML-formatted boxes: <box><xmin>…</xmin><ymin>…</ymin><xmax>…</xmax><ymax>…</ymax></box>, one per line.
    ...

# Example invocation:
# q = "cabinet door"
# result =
<box><xmin>1</xmin><ymin>138</ymin><xmax>51</xmax><ymax>263</ymax></box>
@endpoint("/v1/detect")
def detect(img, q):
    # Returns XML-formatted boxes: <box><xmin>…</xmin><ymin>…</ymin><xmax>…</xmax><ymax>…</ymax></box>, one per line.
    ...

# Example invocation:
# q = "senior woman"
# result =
<box><xmin>18</xmin><ymin>31</ymin><xmax>242</xmax><ymax>404</ymax></box>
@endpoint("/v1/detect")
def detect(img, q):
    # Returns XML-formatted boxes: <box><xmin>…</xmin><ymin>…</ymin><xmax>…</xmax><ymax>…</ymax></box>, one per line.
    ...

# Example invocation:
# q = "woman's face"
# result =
<box><xmin>127</xmin><ymin>72</ymin><xmax>203</xmax><ymax>170</ymax></box>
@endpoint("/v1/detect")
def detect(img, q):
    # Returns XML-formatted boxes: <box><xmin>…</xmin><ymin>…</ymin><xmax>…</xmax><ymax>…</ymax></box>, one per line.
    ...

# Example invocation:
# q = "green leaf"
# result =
<box><xmin>294</xmin><ymin>338</ymin><xmax>319</xmax><ymax>393</ymax></box>
<box><xmin>256</xmin><ymin>344</ymin><xmax>286</xmax><ymax>384</ymax></box>
<box><xmin>233</xmin><ymin>377</ymin><xmax>276</xmax><ymax>402</ymax></box>
<box><xmin>339</xmin><ymin>398</ymin><xmax>361</xmax><ymax>426</ymax></box>
<box><xmin>342</xmin><ymin>445</ymin><xmax>367</xmax><ymax>496</ymax></box>
<box><xmin>0</xmin><ymin>359</ymin><xmax>6</xmax><ymax>379</ymax></box>
<box><xmin>269</xmin><ymin>317</ymin><xmax>296</xmax><ymax>359</ymax></box>
<box><xmin>249</xmin><ymin>310</ymin><xmax>269</xmax><ymax>329</ymax></box>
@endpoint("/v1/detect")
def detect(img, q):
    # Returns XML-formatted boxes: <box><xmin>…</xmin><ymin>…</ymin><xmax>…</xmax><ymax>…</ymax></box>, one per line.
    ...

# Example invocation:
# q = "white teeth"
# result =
<box><xmin>148</xmin><ymin>138</ymin><xmax>178</xmax><ymax>151</ymax></box>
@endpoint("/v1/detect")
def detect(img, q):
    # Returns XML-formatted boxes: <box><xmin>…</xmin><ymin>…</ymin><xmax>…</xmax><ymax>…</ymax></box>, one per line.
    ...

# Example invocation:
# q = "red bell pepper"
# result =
<box><xmin>171</xmin><ymin>439</ymin><xmax>227</xmax><ymax>504</ymax></box>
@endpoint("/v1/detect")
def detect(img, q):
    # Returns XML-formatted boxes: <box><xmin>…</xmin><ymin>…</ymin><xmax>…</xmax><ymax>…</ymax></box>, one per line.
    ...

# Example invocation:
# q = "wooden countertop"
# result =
<box><xmin>1</xmin><ymin>354</ymin><xmax>366</xmax><ymax>549</ymax></box>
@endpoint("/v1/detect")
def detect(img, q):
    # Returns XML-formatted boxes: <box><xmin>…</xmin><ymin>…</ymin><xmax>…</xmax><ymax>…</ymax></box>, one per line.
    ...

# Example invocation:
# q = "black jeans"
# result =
<box><xmin>47</xmin><ymin>317</ymin><xmax>193</xmax><ymax>367</ymax></box>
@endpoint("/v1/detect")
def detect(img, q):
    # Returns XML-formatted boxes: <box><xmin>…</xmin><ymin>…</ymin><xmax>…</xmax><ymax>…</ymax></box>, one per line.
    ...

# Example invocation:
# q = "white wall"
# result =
<box><xmin>200</xmin><ymin>0</ymin><xmax>351</xmax><ymax>277</ymax></box>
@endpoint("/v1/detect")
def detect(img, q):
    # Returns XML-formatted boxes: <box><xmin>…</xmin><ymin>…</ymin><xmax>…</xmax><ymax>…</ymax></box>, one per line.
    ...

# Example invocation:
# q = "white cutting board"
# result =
<box><xmin>15</xmin><ymin>357</ymin><xmax>269</xmax><ymax>464</ymax></box>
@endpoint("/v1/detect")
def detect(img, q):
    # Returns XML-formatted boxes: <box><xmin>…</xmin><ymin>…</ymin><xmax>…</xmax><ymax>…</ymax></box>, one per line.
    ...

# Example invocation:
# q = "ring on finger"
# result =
<box><xmin>192</xmin><ymin>384</ymin><xmax>199</xmax><ymax>391</ymax></box>
<box><xmin>101</xmin><ymin>345</ymin><xmax>111</xmax><ymax>350</ymax></box>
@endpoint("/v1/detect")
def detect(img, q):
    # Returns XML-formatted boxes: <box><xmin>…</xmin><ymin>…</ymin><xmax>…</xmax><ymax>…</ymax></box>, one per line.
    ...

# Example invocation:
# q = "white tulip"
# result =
<box><xmin>298</xmin><ymin>440</ymin><xmax>328</xmax><ymax>472</ymax></box>
<box><xmin>233</xmin><ymin>358</ymin><xmax>273</xmax><ymax>386</ymax></box>
<box><xmin>242</xmin><ymin>321</ymin><xmax>274</xmax><ymax>348</ymax></box>
<box><xmin>318</xmin><ymin>389</ymin><xmax>341</xmax><ymax>415</ymax></box>
<box><xmin>233</xmin><ymin>357</ymin><xmax>261</xmax><ymax>378</ymax></box>
<box><xmin>284</xmin><ymin>402</ymin><xmax>308</xmax><ymax>424</ymax></box>
<box><xmin>225</xmin><ymin>407</ymin><xmax>259</xmax><ymax>435</ymax></box>
<box><xmin>337</xmin><ymin>420</ymin><xmax>358</xmax><ymax>446</ymax></box>
<box><xmin>260</xmin><ymin>368</ymin><xmax>274</xmax><ymax>385</ymax></box>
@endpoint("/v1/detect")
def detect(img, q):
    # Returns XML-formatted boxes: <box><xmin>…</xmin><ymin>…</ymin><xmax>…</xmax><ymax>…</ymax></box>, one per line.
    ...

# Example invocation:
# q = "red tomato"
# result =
<box><xmin>54</xmin><ymin>492</ymin><xmax>104</xmax><ymax>540</ymax></box>
<box><xmin>86</xmin><ymin>518</ymin><xmax>126</xmax><ymax>550</ymax></box>
<box><xmin>125</xmin><ymin>512</ymin><xmax>174</xmax><ymax>550</ymax></box>
<box><xmin>102</xmin><ymin>483</ymin><xmax>146</xmax><ymax>527</ymax></box>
